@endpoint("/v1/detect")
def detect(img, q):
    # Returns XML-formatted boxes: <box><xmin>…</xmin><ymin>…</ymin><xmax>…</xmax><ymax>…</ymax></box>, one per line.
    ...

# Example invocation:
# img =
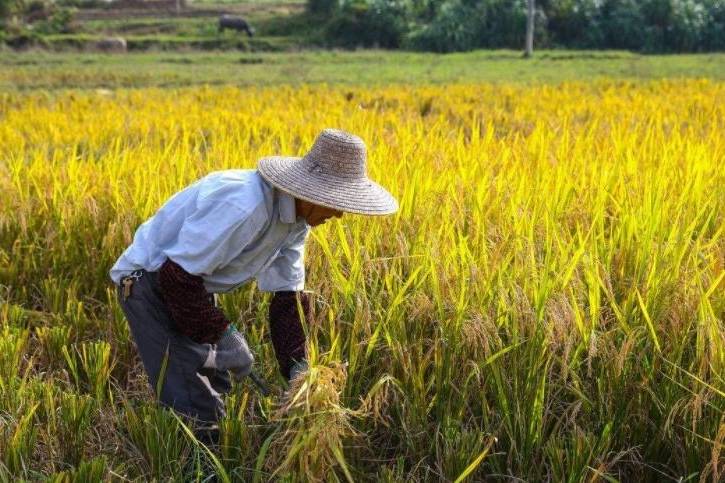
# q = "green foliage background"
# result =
<box><xmin>316</xmin><ymin>0</ymin><xmax>725</xmax><ymax>52</ymax></box>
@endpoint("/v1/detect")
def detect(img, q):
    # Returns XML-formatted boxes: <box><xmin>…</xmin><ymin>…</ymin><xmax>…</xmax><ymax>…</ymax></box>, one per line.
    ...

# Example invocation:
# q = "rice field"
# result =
<box><xmin>0</xmin><ymin>80</ymin><xmax>723</xmax><ymax>481</ymax></box>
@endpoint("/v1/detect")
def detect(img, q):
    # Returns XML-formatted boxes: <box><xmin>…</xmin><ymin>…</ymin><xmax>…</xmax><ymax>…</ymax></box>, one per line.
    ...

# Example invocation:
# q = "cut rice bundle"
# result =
<box><xmin>267</xmin><ymin>362</ymin><xmax>357</xmax><ymax>482</ymax></box>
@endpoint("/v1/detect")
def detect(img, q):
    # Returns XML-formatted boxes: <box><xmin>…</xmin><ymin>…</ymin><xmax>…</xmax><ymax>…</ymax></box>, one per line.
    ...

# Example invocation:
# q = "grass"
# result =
<box><xmin>76</xmin><ymin>5</ymin><xmax>309</xmax><ymax>38</ymax></box>
<box><xmin>36</xmin><ymin>32</ymin><xmax>291</xmax><ymax>51</ymax></box>
<box><xmin>2</xmin><ymin>0</ymin><xmax>314</xmax><ymax>55</ymax></box>
<box><xmin>0</xmin><ymin>79</ymin><xmax>723</xmax><ymax>480</ymax></box>
<box><xmin>1</xmin><ymin>49</ymin><xmax>724</xmax><ymax>90</ymax></box>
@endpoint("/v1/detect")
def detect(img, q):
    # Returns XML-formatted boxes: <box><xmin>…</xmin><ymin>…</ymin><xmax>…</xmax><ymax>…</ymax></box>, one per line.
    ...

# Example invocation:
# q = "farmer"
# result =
<box><xmin>109</xmin><ymin>128</ymin><xmax>397</xmax><ymax>438</ymax></box>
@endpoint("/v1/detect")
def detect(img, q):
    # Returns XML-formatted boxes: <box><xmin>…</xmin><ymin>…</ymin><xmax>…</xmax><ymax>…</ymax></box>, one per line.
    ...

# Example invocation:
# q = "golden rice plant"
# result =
<box><xmin>267</xmin><ymin>361</ymin><xmax>356</xmax><ymax>482</ymax></box>
<box><xmin>0</xmin><ymin>79</ymin><xmax>722</xmax><ymax>481</ymax></box>
<box><xmin>45</xmin><ymin>455</ymin><xmax>108</xmax><ymax>483</ymax></box>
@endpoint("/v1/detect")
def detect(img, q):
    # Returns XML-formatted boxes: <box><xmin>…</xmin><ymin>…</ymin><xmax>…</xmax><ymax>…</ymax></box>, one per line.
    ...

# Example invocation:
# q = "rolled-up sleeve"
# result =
<box><xmin>163</xmin><ymin>198</ymin><xmax>264</xmax><ymax>276</ymax></box>
<box><xmin>256</xmin><ymin>228</ymin><xmax>308</xmax><ymax>292</ymax></box>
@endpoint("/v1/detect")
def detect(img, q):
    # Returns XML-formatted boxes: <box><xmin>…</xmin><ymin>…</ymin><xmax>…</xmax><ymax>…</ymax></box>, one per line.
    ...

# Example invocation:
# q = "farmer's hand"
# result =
<box><xmin>203</xmin><ymin>325</ymin><xmax>254</xmax><ymax>380</ymax></box>
<box><xmin>288</xmin><ymin>359</ymin><xmax>308</xmax><ymax>382</ymax></box>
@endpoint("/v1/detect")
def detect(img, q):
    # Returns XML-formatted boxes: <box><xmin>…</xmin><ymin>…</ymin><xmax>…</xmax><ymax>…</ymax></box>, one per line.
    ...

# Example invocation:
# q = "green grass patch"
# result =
<box><xmin>1</xmin><ymin>50</ymin><xmax>724</xmax><ymax>90</ymax></box>
<box><xmin>6</xmin><ymin>32</ymin><xmax>292</xmax><ymax>52</ymax></box>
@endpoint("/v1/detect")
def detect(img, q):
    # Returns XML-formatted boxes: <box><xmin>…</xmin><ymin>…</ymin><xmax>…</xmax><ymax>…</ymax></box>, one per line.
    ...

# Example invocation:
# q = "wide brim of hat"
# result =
<box><xmin>258</xmin><ymin>156</ymin><xmax>399</xmax><ymax>215</ymax></box>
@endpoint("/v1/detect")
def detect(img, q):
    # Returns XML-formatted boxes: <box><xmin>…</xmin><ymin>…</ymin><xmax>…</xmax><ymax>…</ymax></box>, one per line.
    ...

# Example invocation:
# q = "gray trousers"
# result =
<box><xmin>116</xmin><ymin>269</ymin><xmax>231</xmax><ymax>423</ymax></box>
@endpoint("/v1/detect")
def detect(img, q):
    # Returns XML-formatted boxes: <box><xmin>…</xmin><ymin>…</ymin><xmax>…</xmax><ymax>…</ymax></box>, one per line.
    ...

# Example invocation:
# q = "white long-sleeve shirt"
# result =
<box><xmin>109</xmin><ymin>169</ymin><xmax>310</xmax><ymax>293</ymax></box>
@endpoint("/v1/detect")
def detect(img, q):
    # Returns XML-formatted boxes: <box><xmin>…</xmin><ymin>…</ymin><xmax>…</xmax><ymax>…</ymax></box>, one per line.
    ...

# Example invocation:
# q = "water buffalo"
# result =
<box><xmin>219</xmin><ymin>15</ymin><xmax>255</xmax><ymax>37</ymax></box>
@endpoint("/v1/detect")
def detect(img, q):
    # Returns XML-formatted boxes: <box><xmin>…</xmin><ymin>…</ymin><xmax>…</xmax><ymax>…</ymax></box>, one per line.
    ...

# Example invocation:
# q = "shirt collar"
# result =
<box><xmin>278</xmin><ymin>189</ymin><xmax>297</xmax><ymax>224</ymax></box>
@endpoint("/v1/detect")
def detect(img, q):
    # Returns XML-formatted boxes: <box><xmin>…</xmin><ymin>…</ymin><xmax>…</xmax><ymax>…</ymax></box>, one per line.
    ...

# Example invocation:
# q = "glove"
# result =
<box><xmin>202</xmin><ymin>325</ymin><xmax>254</xmax><ymax>380</ymax></box>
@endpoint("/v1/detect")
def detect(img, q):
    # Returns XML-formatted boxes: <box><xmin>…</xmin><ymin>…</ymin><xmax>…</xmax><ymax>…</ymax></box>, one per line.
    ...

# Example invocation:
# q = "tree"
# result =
<box><xmin>1</xmin><ymin>0</ymin><xmax>11</xmax><ymax>21</ymax></box>
<box><xmin>524</xmin><ymin>0</ymin><xmax>534</xmax><ymax>56</ymax></box>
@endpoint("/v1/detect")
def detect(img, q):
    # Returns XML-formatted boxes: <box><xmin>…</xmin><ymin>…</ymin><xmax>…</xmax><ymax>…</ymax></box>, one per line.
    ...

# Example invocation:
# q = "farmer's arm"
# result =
<box><xmin>257</xmin><ymin>228</ymin><xmax>311</xmax><ymax>379</ymax></box>
<box><xmin>268</xmin><ymin>291</ymin><xmax>311</xmax><ymax>379</ymax></box>
<box><xmin>158</xmin><ymin>259</ymin><xmax>228</xmax><ymax>344</ymax></box>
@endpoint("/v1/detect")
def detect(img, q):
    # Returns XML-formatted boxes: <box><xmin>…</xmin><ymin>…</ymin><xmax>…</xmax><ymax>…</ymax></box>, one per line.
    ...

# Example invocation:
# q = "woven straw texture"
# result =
<box><xmin>257</xmin><ymin>129</ymin><xmax>398</xmax><ymax>215</ymax></box>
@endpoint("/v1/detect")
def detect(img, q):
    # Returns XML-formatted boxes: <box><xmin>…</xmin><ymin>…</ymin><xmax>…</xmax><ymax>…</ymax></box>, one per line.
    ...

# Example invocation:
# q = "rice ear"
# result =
<box><xmin>267</xmin><ymin>362</ymin><xmax>357</xmax><ymax>482</ymax></box>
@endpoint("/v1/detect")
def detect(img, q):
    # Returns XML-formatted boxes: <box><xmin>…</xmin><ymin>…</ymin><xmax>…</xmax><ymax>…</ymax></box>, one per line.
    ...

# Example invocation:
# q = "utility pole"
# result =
<box><xmin>524</xmin><ymin>0</ymin><xmax>534</xmax><ymax>58</ymax></box>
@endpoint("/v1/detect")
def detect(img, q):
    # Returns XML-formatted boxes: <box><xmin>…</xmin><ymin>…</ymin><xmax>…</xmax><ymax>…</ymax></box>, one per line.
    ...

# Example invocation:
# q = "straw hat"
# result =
<box><xmin>257</xmin><ymin>129</ymin><xmax>398</xmax><ymax>215</ymax></box>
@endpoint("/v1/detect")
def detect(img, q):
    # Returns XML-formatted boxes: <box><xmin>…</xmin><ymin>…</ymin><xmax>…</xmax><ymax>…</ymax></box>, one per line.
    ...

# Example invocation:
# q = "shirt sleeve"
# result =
<box><xmin>158</xmin><ymin>258</ymin><xmax>229</xmax><ymax>344</ymax></box>
<box><xmin>162</xmin><ymin>198</ymin><xmax>265</xmax><ymax>277</ymax></box>
<box><xmin>256</xmin><ymin>228</ymin><xmax>309</xmax><ymax>292</ymax></box>
<box><xmin>268</xmin><ymin>291</ymin><xmax>310</xmax><ymax>379</ymax></box>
